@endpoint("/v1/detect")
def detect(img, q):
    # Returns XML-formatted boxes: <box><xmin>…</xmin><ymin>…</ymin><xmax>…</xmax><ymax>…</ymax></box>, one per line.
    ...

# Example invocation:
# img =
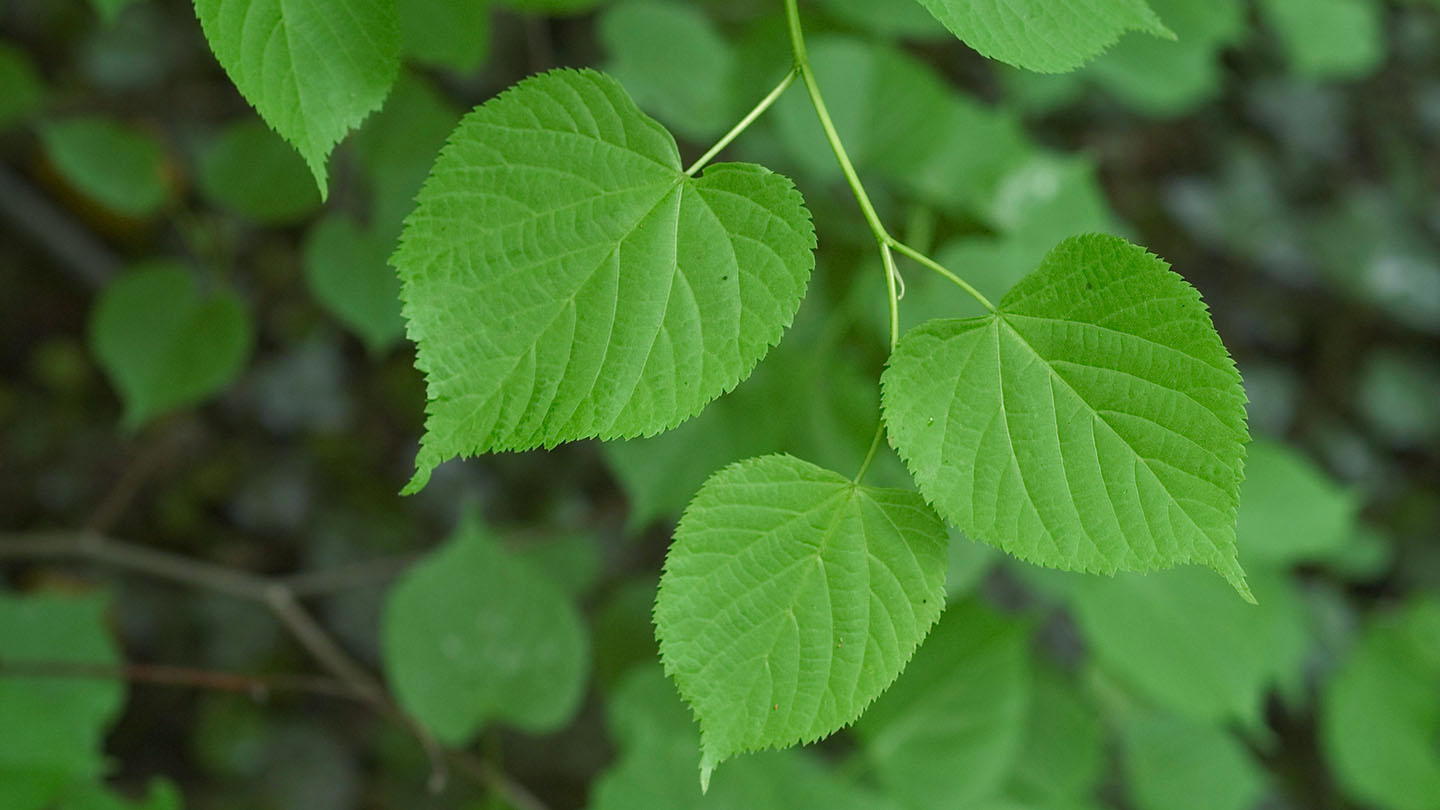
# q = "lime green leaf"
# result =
<box><xmin>381</xmin><ymin>516</ymin><xmax>589</xmax><ymax>743</ymax></box>
<box><xmin>1322</xmin><ymin>598</ymin><xmax>1440</xmax><ymax>810</ymax></box>
<box><xmin>303</xmin><ymin>215</ymin><xmax>405</xmax><ymax>354</ymax></box>
<box><xmin>197</xmin><ymin>119</ymin><xmax>321</xmax><ymax>224</ymax></box>
<box><xmin>1259</xmin><ymin>0</ymin><xmax>1385</xmax><ymax>80</ymax></box>
<box><xmin>396</xmin><ymin>69</ymin><xmax>816</xmax><ymax>492</ymax></box>
<box><xmin>1236</xmin><ymin>439</ymin><xmax>1359</xmax><ymax>567</ymax></box>
<box><xmin>90</xmin><ymin>263</ymin><xmax>253</xmax><ymax>430</ymax></box>
<box><xmin>593</xmin><ymin>665</ymin><xmax>904</xmax><ymax>810</ymax></box>
<box><xmin>0</xmin><ymin>593</ymin><xmax>123</xmax><ymax>788</ymax></box>
<box><xmin>39</xmin><ymin>117</ymin><xmax>168</xmax><ymax>217</ymax></box>
<box><xmin>655</xmin><ymin>454</ymin><xmax>948</xmax><ymax>786</ymax></box>
<box><xmin>400</xmin><ymin>0</ymin><xmax>490</xmax><ymax>73</ymax></box>
<box><xmin>600</xmin><ymin>1</ymin><xmax>737</xmax><ymax>140</ymax></box>
<box><xmin>1119</xmin><ymin>708</ymin><xmax>1269</xmax><ymax>810</ymax></box>
<box><xmin>882</xmin><ymin>234</ymin><xmax>1252</xmax><ymax>596</ymax></box>
<box><xmin>192</xmin><ymin>0</ymin><xmax>401</xmax><ymax>194</ymax></box>
<box><xmin>0</xmin><ymin>44</ymin><xmax>45</xmax><ymax>128</ymax></box>
<box><xmin>1069</xmin><ymin>567</ymin><xmax>1307</xmax><ymax>727</ymax></box>
<box><xmin>854</xmin><ymin>600</ymin><xmax>1033</xmax><ymax>808</ymax></box>
<box><xmin>910</xmin><ymin>0</ymin><xmax>1172</xmax><ymax>73</ymax></box>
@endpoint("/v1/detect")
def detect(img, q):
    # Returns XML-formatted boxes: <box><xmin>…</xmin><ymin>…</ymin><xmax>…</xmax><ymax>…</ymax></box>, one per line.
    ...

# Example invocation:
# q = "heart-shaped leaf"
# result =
<box><xmin>882</xmin><ymin>234</ymin><xmax>1251</xmax><ymax>597</ymax></box>
<box><xmin>655</xmin><ymin>454</ymin><xmax>947</xmax><ymax>787</ymax></box>
<box><xmin>381</xmin><ymin>515</ymin><xmax>590</xmax><ymax>743</ymax></box>
<box><xmin>394</xmin><ymin>69</ymin><xmax>816</xmax><ymax>492</ymax></box>
<box><xmin>89</xmin><ymin>263</ymin><xmax>253</xmax><ymax>430</ymax></box>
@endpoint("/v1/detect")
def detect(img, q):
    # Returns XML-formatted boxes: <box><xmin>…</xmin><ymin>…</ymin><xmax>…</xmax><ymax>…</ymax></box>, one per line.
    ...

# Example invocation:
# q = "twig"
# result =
<box><xmin>281</xmin><ymin>553</ymin><xmax>420</xmax><ymax>598</ymax></box>
<box><xmin>450</xmin><ymin>751</ymin><xmax>553</xmax><ymax>810</ymax></box>
<box><xmin>0</xmin><ymin>530</ymin><xmax>454</xmax><ymax>792</ymax></box>
<box><xmin>85</xmin><ymin>423</ymin><xmax>187</xmax><ymax>535</ymax></box>
<box><xmin>0</xmin><ymin>658</ymin><xmax>368</xmax><ymax>702</ymax></box>
<box><xmin>0</xmin><ymin>163</ymin><xmax>120</xmax><ymax>290</ymax></box>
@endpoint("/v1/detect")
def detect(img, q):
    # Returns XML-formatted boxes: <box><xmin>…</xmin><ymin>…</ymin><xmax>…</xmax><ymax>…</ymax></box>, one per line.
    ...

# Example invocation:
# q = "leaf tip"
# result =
<box><xmin>698</xmin><ymin>749</ymin><xmax>717</xmax><ymax>794</ymax></box>
<box><xmin>1217</xmin><ymin>558</ymin><xmax>1257</xmax><ymax>604</ymax></box>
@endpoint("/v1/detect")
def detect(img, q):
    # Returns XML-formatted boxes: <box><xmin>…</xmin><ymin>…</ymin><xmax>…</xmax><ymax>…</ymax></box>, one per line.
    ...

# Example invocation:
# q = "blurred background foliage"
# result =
<box><xmin>1</xmin><ymin>0</ymin><xmax>1438</xmax><ymax>808</ymax></box>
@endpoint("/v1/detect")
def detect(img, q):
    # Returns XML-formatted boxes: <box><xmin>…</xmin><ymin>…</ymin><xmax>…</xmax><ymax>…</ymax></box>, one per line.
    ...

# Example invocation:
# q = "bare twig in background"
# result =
<box><xmin>0</xmin><ymin>163</ymin><xmax>120</xmax><ymax>290</ymax></box>
<box><xmin>0</xmin><ymin>658</ymin><xmax>368</xmax><ymax>702</ymax></box>
<box><xmin>0</xmin><ymin>530</ymin><xmax>549</xmax><ymax>807</ymax></box>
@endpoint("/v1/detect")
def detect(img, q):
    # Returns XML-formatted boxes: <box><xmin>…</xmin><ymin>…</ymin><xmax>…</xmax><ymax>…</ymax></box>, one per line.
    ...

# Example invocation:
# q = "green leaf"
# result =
<box><xmin>1322</xmin><ymin>598</ymin><xmax>1440</xmax><ymax>810</ymax></box>
<box><xmin>654</xmin><ymin>454</ymin><xmax>948</xmax><ymax>786</ymax></box>
<box><xmin>89</xmin><ymin>263</ymin><xmax>253</xmax><ymax>430</ymax></box>
<box><xmin>381</xmin><ymin>516</ymin><xmax>589</xmax><ymax>743</ymax></box>
<box><xmin>396</xmin><ymin>69</ymin><xmax>816</xmax><ymax>492</ymax></box>
<box><xmin>192</xmin><ymin>0</ymin><xmax>401</xmax><ymax>194</ymax></box>
<box><xmin>197</xmin><ymin>119</ymin><xmax>321</xmax><ymax>224</ymax></box>
<box><xmin>1068</xmin><ymin>566</ymin><xmax>1307</xmax><ymax>728</ymax></box>
<box><xmin>1119</xmin><ymin>708</ymin><xmax>1269</xmax><ymax>810</ymax></box>
<box><xmin>39</xmin><ymin>117</ymin><xmax>168</xmax><ymax>217</ymax></box>
<box><xmin>1235</xmin><ymin>439</ymin><xmax>1358</xmax><ymax>567</ymax></box>
<box><xmin>0</xmin><ymin>44</ymin><xmax>45</xmax><ymax>129</ymax></box>
<box><xmin>854</xmin><ymin>599</ymin><xmax>1033</xmax><ymax>808</ymax></box>
<box><xmin>600</xmin><ymin>1</ymin><xmax>737</xmax><ymax>140</ymax></box>
<box><xmin>400</xmin><ymin>0</ymin><xmax>490</xmax><ymax>73</ymax></box>
<box><xmin>882</xmin><ymin>234</ymin><xmax>1252</xmax><ymax>596</ymax></box>
<box><xmin>910</xmin><ymin>0</ymin><xmax>1173</xmax><ymax>73</ymax></box>
<box><xmin>0</xmin><ymin>593</ymin><xmax>123</xmax><ymax>791</ymax></box>
<box><xmin>593</xmin><ymin>665</ymin><xmax>904</xmax><ymax>810</ymax></box>
<box><xmin>303</xmin><ymin>215</ymin><xmax>406</xmax><ymax>354</ymax></box>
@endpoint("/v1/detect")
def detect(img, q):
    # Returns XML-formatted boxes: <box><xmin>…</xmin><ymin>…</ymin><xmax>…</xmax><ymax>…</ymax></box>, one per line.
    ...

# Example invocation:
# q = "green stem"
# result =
<box><xmin>784</xmin><ymin>0</ymin><xmax>889</xmax><ymax>245</ymax></box>
<box><xmin>889</xmin><ymin>238</ymin><xmax>997</xmax><ymax>312</ymax></box>
<box><xmin>853</xmin><ymin>420</ymin><xmax>887</xmax><ymax>485</ymax></box>
<box><xmin>685</xmin><ymin>69</ymin><xmax>798</xmax><ymax>177</ymax></box>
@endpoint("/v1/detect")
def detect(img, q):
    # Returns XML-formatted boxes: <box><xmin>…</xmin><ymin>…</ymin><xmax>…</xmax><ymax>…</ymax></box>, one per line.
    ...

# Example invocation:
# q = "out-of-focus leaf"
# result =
<box><xmin>590</xmin><ymin>665</ymin><xmax>902</xmax><ymax>810</ymax></box>
<box><xmin>1322</xmin><ymin>598</ymin><xmax>1440</xmax><ymax>810</ymax></box>
<box><xmin>600</xmin><ymin>1</ymin><xmax>737</xmax><ymax>140</ymax></box>
<box><xmin>1259</xmin><ymin>0</ymin><xmax>1385</xmax><ymax>80</ymax></box>
<box><xmin>39</xmin><ymin>117</ymin><xmax>168</xmax><ymax>217</ymax></box>
<box><xmin>382</xmin><ymin>515</ymin><xmax>589</xmax><ymax>743</ymax></box>
<box><xmin>0</xmin><ymin>593</ymin><xmax>123</xmax><ymax>807</ymax></box>
<box><xmin>1068</xmin><ymin>566</ymin><xmax>1308</xmax><ymax>729</ymax></box>
<box><xmin>400</xmin><ymin>0</ymin><xmax>490</xmax><ymax>73</ymax></box>
<box><xmin>303</xmin><ymin>215</ymin><xmax>406</xmax><ymax>354</ymax></box>
<box><xmin>854</xmin><ymin>600</ymin><xmax>1033</xmax><ymax>809</ymax></box>
<box><xmin>1119</xmin><ymin>708</ymin><xmax>1269</xmax><ymax>810</ymax></box>
<box><xmin>89</xmin><ymin>262</ymin><xmax>253</xmax><ymax>430</ymax></box>
<box><xmin>198</xmin><ymin>119</ymin><xmax>322</xmax><ymax>224</ymax></box>
<box><xmin>1236</xmin><ymin>439</ymin><xmax>1360</xmax><ymax>567</ymax></box>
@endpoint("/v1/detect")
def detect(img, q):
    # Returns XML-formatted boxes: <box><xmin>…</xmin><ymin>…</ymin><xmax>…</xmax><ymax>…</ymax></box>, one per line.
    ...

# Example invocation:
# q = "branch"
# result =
<box><xmin>0</xmin><ymin>658</ymin><xmax>368</xmax><ymax>702</ymax></box>
<box><xmin>0</xmin><ymin>530</ymin><xmax>546</xmax><ymax>806</ymax></box>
